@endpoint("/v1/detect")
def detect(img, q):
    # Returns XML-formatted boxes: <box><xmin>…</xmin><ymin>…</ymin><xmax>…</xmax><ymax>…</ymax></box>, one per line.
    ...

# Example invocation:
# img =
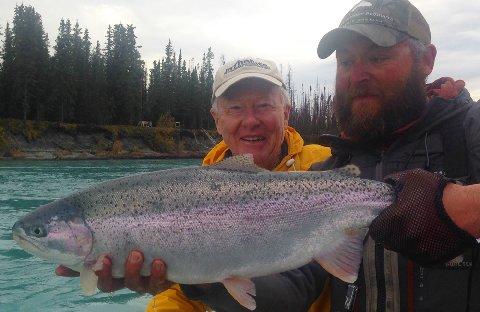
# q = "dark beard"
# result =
<box><xmin>334</xmin><ymin>68</ymin><xmax>427</xmax><ymax>145</ymax></box>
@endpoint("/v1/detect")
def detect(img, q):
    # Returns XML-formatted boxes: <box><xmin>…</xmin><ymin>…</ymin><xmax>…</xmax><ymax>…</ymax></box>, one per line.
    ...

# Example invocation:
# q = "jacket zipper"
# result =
<box><xmin>375</xmin><ymin>151</ymin><xmax>384</xmax><ymax>180</ymax></box>
<box><xmin>374</xmin><ymin>150</ymin><xmax>387</xmax><ymax>312</ymax></box>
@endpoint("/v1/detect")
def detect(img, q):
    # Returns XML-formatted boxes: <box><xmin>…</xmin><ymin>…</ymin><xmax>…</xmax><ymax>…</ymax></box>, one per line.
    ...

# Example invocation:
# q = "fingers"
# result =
<box><xmin>96</xmin><ymin>256</ymin><xmax>121</xmax><ymax>292</ymax></box>
<box><xmin>438</xmin><ymin>78</ymin><xmax>464</xmax><ymax>99</ymax></box>
<box><xmin>55</xmin><ymin>265</ymin><xmax>80</xmax><ymax>277</ymax></box>
<box><xmin>90</xmin><ymin>251</ymin><xmax>169</xmax><ymax>295</ymax></box>
<box><xmin>147</xmin><ymin>259</ymin><xmax>171</xmax><ymax>295</ymax></box>
<box><xmin>454</xmin><ymin>79</ymin><xmax>465</xmax><ymax>90</ymax></box>
<box><xmin>426</xmin><ymin>77</ymin><xmax>465</xmax><ymax>100</ymax></box>
<box><xmin>124</xmin><ymin>250</ymin><xmax>146</xmax><ymax>293</ymax></box>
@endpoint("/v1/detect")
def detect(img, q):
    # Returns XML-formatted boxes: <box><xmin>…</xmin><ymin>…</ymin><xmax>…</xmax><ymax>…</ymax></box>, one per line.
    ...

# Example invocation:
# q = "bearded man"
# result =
<box><xmin>173</xmin><ymin>1</ymin><xmax>480</xmax><ymax>311</ymax></box>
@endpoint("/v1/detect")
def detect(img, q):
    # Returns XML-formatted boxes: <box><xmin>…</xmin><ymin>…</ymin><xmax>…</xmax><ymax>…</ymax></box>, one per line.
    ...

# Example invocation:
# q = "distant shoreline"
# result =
<box><xmin>0</xmin><ymin>119</ymin><xmax>217</xmax><ymax>161</ymax></box>
<box><xmin>0</xmin><ymin>152</ymin><xmax>205</xmax><ymax>161</ymax></box>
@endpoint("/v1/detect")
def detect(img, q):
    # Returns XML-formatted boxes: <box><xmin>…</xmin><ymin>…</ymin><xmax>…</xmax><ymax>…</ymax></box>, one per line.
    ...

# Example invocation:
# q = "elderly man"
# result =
<box><xmin>203</xmin><ymin>57</ymin><xmax>331</xmax><ymax>171</ymax></box>
<box><xmin>56</xmin><ymin>57</ymin><xmax>331</xmax><ymax>311</ymax></box>
<box><xmin>168</xmin><ymin>1</ymin><xmax>480</xmax><ymax>311</ymax></box>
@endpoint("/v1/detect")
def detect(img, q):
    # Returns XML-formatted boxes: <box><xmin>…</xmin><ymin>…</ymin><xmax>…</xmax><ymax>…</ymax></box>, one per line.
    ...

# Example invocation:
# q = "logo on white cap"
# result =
<box><xmin>224</xmin><ymin>59</ymin><xmax>271</xmax><ymax>75</ymax></box>
<box><xmin>353</xmin><ymin>0</ymin><xmax>373</xmax><ymax>10</ymax></box>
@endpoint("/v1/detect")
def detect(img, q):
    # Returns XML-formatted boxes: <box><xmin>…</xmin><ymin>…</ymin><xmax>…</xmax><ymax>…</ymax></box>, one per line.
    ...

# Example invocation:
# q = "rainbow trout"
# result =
<box><xmin>12</xmin><ymin>155</ymin><xmax>394</xmax><ymax>310</ymax></box>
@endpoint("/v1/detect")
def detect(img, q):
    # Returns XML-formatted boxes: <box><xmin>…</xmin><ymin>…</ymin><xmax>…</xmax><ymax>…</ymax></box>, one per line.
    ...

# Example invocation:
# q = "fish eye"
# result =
<box><xmin>30</xmin><ymin>225</ymin><xmax>47</xmax><ymax>238</ymax></box>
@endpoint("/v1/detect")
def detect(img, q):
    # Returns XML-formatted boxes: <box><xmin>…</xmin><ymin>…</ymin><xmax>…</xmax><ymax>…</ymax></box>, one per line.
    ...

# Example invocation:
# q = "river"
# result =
<box><xmin>0</xmin><ymin>159</ymin><xmax>200</xmax><ymax>312</ymax></box>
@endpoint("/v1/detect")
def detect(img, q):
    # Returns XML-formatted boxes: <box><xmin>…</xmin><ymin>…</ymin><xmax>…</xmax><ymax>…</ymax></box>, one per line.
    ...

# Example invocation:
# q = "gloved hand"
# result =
<box><xmin>369</xmin><ymin>169</ymin><xmax>477</xmax><ymax>265</ymax></box>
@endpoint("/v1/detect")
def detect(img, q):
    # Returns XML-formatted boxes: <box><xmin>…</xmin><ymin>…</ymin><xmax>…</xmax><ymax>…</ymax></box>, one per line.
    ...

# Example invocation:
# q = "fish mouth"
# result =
<box><xmin>12</xmin><ymin>227</ymin><xmax>48</xmax><ymax>255</ymax></box>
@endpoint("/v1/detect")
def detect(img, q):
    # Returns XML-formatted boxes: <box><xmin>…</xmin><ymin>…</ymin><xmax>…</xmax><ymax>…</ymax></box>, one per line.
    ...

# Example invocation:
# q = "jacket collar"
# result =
<box><xmin>202</xmin><ymin>126</ymin><xmax>304</xmax><ymax>166</ymax></box>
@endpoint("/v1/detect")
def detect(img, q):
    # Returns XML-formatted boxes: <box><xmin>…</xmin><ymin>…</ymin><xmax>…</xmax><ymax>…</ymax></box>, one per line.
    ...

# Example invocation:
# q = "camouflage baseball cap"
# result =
<box><xmin>317</xmin><ymin>0</ymin><xmax>431</xmax><ymax>59</ymax></box>
<box><xmin>212</xmin><ymin>57</ymin><xmax>285</xmax><ymax>99</ymax></box>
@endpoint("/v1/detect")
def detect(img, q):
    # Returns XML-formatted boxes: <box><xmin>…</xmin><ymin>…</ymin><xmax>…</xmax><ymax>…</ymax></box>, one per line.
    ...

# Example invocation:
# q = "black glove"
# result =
<box><xmin>369</xmin><ymin>169</ymin><xmax>477</xmax><ymax>265</ymax></box>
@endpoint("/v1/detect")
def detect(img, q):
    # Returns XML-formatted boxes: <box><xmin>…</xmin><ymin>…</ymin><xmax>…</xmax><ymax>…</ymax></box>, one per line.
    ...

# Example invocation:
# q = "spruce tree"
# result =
<box><xmin>78</xmin><ymin>28</ymin><xmax>92</xmax><ymax>122</ymax></box>
<box><xmin>71</xmin><ymin>21</ymin><xmax>88</xmax><ymax>122</ymax></box>
<box><xmin>203</xmin><ymin>47</ymin><xmax>214</xmax><ymax>128</ymax></box>
<box><xmin>147</xmin><ymin>60</ymin><xmax>162</xmax><ymax>122</ymax></box>
<box><xmin>162</xmin><ymin>39</ymin><xmax>174</xmax><ymax>114</ymax></box>
<box><xmin>50</xmin><ymin>18</ymin><xmax>74</xmax><ymax>122</ymax></box>
<box><xmin>186</xmin><ymin>66</ymin><xmax>201</xmax><ymax>129</ymax></box>
<box><xmin>126</xmin><ymin>25</ymin><xmax>145</xmax><ymax>124</ymax></box>
<box><xmin>1</xmin><ymin>23</ymin><xmax>14</xmax><ymax>118</ymax></box>
<box><xmin>11</xmin><ymin>4</ymin><xmax>50</xmax><ymax>121</ymax></box>
<box><xmin>87</xmin><ymin>41</ymin><xmax>109</xmax><ymax>124</ymax></box>
<box><xmin>197</xmin><ymin>48</ymin><xmax>214</xmax><ymax>128</ymax></box>
<box><xmin>105</xmin><ymin>24</ymin><xmax>144</xmax><ymax>125</ymax></box>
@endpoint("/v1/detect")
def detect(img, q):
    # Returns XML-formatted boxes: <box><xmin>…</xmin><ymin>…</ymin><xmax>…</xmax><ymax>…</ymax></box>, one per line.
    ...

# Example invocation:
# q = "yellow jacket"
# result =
<box><xmin>145</xmin><ymin>284</ymin><xmax>210</xmax><ymax>312</ymax></box>
<box><xmin>146</xmin><ymin>126</ymin><xmax>332</xmax><ymax>312</ymax></box>
<box><xmin>203</xmin><ymin>126</ymin><xmax>331</xmax><ymax>171</ymax></box>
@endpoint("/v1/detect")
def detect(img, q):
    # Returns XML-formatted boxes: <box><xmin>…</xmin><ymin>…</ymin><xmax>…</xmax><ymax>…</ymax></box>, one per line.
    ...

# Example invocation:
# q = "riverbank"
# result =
<box><xmin>0</xmin><ymin>119</ymin><xmax>219</xmax><ymax>160</ymax></box>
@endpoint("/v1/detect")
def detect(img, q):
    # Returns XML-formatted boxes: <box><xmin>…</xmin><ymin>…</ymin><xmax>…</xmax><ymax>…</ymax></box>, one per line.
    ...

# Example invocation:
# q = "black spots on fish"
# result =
<box><xmin>238</xmin><ymin>189</ymin><xmax>258</xmax><ymax>202</ymax></box>
<box><xmin>209</xmin><ymin>182</ymin><xmax>221</xmax><ymax>192</ymax></box>
<box><xmin>188</xmin><ymin>199</ymin><xmax>201</xmax><ymax>209</ymax></box>
<box><xmin>170</xmin><ymin>203</ymin><xmax>181</xmax><ymax>210</ymax></box>
<box><xmin>170</xmin><ymin>228</ymin><xmax>184</xmax><ymax>237</ymax></box>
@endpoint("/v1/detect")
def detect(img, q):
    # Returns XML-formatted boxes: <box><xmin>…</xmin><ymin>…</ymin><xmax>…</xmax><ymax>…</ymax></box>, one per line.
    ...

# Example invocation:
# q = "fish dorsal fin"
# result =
<box><xmin>314</xmin><ymin>228</ymin><xmax>367</xmax><ymax>283</ymax></box>
<box><xmin>334</xmin><ymin>165</ymin><xmax>361</xmax><ymax>177</ymax></box>
<box><xmin>209</xmin><ymin>154</ymin><xmax>267</xmax><ymax>173</ymax></box>
<box><xmin>222</xmin><ymin>276</ymin><xmax>257</xmax><ymax>310</ymax></box>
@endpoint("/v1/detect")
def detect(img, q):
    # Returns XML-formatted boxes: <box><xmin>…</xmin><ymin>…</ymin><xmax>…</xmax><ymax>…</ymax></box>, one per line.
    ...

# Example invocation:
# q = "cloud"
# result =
<box><xmin>0</xmin><ymin>0</ymin><xmax>478</xmax><ymax>100</ymax></box>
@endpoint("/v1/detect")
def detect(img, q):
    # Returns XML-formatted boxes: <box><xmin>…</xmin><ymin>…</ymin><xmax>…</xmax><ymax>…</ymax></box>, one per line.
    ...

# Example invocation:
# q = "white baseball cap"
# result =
<box><xmin>212</xmin><ymin>57</ymin><xmax>285</xmax><ymax>99</ymax></box>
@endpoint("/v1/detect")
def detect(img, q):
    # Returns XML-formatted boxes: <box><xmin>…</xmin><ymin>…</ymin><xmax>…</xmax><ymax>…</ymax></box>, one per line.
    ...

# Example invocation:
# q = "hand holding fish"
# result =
<box><xmin>56</xmin><ymin>251</ymin><xmax>172</xmax><ymax>295</ymax></box>
<box><xmin>369</xmin><ymin>169</ymin><xmax>480</xmax><ymax>265</ymax></box>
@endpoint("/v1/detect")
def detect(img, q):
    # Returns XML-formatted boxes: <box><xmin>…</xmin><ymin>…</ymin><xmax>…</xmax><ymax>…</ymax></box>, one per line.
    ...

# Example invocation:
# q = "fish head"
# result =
<box><xmin>12</xmin><ymin>199</ymin><xmax>92</xmax><ymax>267</ymax></box>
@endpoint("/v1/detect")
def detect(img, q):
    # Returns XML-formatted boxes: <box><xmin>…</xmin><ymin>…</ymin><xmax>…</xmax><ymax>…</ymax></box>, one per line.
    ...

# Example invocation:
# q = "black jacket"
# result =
<box><xmin>312</xmin><ymin>89</ymin><xmax>480</xmax><ymax>312</ymax></box>
<box><xmin>182</xmin><ymin>90</ymin><xmax>480</xmax><ymax>312</ymax></box>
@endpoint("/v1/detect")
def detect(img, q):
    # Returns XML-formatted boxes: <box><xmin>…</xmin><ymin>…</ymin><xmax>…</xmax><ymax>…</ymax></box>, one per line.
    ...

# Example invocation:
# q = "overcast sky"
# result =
<box><xmin>0</xmin><ymin>0</ymin><xmax>478</xmax><ymax>100</ymax></box>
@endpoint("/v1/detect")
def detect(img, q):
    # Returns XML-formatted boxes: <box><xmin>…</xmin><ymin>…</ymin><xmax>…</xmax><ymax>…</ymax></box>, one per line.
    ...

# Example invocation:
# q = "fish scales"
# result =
<box><xmin>64</xmin><ymin>164</ymin><xmax>392</xmax><ymax>282</ymax></box>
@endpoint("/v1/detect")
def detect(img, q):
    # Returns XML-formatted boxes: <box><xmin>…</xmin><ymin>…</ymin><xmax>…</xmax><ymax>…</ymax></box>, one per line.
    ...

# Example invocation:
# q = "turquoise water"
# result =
<box><xmin>0</xmin><ymin>159</ymin><xmax>200</xmax><ymax>312</ymax></box>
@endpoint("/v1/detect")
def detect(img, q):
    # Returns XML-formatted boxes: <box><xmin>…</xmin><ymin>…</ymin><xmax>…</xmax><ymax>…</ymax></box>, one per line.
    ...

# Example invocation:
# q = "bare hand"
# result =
<box><xmin>443</xmin><ymin>183</ymin><xmax>480</xmax><ymax>238</ymax></box>
<box><xmin>55</xmin><ymin>250</ymin><xmax>173</xmax><ymax>295</ymax></box>
<box><xmin>426</xmin><ymin>77</ymin><xmax>465</xmax><ymax>100</ymax></box>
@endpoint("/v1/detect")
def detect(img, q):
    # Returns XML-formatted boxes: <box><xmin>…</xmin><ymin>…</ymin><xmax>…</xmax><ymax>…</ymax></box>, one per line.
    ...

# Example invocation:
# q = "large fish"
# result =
<box><xmin>12</xmin><ymin>155</ymin><xmax>394</xmax><ymax>310</ymax></box>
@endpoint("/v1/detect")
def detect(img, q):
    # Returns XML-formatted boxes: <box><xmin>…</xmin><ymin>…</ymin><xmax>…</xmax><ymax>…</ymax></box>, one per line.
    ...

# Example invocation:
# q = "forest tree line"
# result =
<box><xmin>0</xmin><ymin>4</ymin><xmax>336</xmax><ymax>134</ymax></box>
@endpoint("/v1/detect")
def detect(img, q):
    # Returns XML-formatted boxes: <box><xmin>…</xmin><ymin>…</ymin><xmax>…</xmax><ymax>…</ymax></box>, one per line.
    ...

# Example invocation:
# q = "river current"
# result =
<box><xmin>0</xmin><ymin>159</ymin><xmax>200</xmax><ymax>312</ymax></box>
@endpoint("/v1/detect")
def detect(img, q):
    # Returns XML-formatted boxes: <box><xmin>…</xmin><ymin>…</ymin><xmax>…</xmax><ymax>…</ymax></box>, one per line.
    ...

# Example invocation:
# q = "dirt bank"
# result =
<box><xmin>0</xmin><ymin>119</ymin><xmax>219</xmax><ymax>160</ymax></box>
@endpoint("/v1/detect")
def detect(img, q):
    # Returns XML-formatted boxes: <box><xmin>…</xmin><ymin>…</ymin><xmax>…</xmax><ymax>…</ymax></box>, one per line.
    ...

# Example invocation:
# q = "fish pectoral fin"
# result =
<box><xmin>209</xmin><ymin>154</ymin><xmax>267</xmax><ymax>173</ymax></box>
<box><xmin>314</xmin><ymin>228</ymin><xmax>367</xmax><ymax>284</ymax></box>
<box><xmin>222</xmin><ymin>276</ymin><xmax>257</xmax><ymax>310</ymax></box>
<box><xmin>79</xmin><ymin>266</ymin><xmax>98</xmax><ymax>296</ymax></box>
